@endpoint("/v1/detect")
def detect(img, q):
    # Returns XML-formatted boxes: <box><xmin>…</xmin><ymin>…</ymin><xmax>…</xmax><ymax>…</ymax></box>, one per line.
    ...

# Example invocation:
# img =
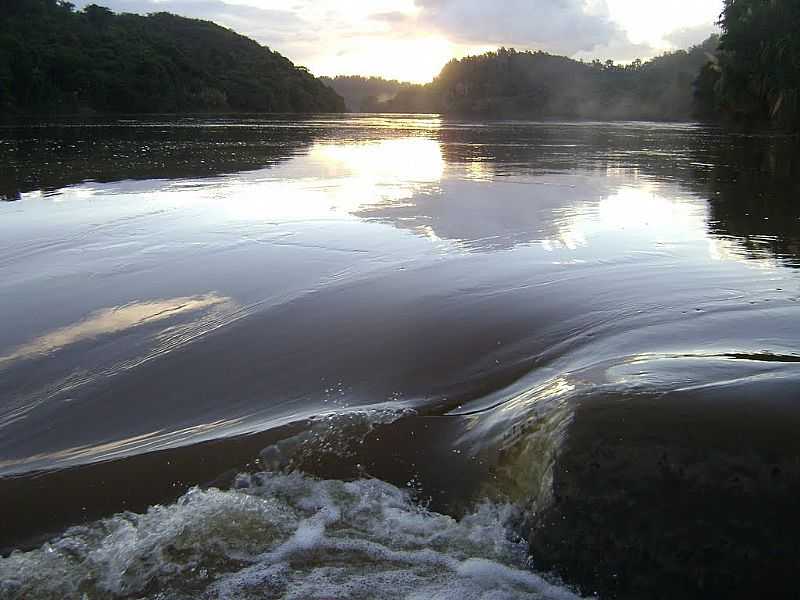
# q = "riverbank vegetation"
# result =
<box><xmin>327</xmin><ymin>0</ymin><xmax>798</xmax><ymax>131</ymax></box>
<box><xmin>326</xmin><ymin>39</ymin><xmax>720</xmax><ymax>122</ymax></box>
<box><xmin>1</xmin><ymin>0</ymin><xmax>796</xmax><ymax>130</ymax></box>
<box><xmin>696</xmin><ymin>0</ymin><xmax>800</xmax><ymax>130</ymax></box>
<box><xmin>0</xmin><ymin>0</ymin><xmax>344</xmax><ymax>114</ymax></box>
<box><xmin>358</xmin><ymin>39</ymin><xmax>718</xmax><ymax>121</ymax></box>
<box><xmin>318</xmin><ymin>76</ymin><xmax>420</xmax><ymax>113</ymax></box>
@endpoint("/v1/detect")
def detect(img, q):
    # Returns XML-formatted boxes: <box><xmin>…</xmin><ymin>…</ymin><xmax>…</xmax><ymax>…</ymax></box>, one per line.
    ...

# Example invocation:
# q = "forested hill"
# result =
<box><xmin>0</xmin><ymin>1</ymin><xmax>345</xmax><ymax>114</ymax></box>
<box><xmin>326</xmin><ymin>0</ymin><xmax>798</xmax><ymax>131</ymax></box>
<box><xmin>705</xmin><ymin>0</ymin><xmax>800</xmax><ymax>131</ymax></box>
<box><xmin>319</xmin><ymin>76</ymin><xmax>418</xmax><ymax>113</ymax></box>
<box><xmin>368</xmin><ymin>38</ymin><xmax>719</xmax><ymax>121</ymax></box>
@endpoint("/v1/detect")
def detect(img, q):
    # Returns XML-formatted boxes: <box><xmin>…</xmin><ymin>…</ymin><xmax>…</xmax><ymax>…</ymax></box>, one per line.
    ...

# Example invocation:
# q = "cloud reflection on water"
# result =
<box><xmin>1</xmin><ymin>119</ymin><xmax>799</xmax><ymax>492</ymax></box>
<box><xmin>0</xmin><ymin>294</ymin><xmax>230</xmax><ymax>367</ymax></box>
<box><xmin>226</xmin><ymin>137</ymin><xmax>446</xmax><ymax>220</ymax></box>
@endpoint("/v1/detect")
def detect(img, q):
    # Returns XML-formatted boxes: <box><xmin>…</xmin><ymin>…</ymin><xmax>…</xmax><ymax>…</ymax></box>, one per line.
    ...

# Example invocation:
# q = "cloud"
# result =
<box><xmin>73</xmin><ymin>0</ymin><xmax>310</xmax><ymax>48</ymax></box>
<box><xmin>370</xmin><ymin>11</ymin><xmax>413</xmax><ymax>24</ymax></box>
<box><xmin>71</xmin><ymin>0</ymin><xmax>721</xmax><ymax>78</ymax></box>
<box><xmin>574</xmin><ymin>36</ymin><xmax>655</xmax><ymax>63</ymax></box>
<box><xmin>74</xmin><ymin>0</ymin><xmax>298</xmax><ymax>23</ymax></box>
<box><xmin>664</xmin><ymin>23</ymin><xmax>720</xmax><ymax>50</ymax></box>
<box><xmin>412</xmin><ymin>0</ymin><xmax>626</xmax><ymax>56</ymax></box>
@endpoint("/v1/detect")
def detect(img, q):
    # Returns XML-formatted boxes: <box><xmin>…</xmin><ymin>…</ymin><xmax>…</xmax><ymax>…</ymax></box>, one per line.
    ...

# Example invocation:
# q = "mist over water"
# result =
<box><xmin>1</xmin><ymin>116</ymin><xmax>799</xmax><ymax>599</ymax></box>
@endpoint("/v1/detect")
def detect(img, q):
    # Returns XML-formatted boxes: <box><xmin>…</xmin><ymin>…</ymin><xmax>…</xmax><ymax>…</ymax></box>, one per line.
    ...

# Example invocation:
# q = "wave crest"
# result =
<box><xmin>0</xmin><ymin>471</ymin><xmax>581</xmax><ymax>600</ymax></box>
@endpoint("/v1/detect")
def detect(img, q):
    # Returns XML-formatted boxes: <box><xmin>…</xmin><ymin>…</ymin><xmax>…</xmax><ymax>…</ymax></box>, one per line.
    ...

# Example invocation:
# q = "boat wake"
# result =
<box><xmin>0</xmin><ymin>471</ymin><xmax>581</xmax><ymax>600</ymax></box>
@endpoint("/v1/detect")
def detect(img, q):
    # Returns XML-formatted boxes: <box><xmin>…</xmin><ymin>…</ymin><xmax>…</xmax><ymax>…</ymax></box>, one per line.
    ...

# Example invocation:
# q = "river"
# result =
<box><xmin>1</xmin><ymin>116</ymin><xmax>799</xmax><ymax>599</ymax></box>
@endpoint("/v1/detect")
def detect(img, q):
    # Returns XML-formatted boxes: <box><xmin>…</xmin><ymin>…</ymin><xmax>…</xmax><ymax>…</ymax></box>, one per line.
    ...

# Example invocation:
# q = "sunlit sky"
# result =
<box><xmin>76</xmin><ymin>0</ymin><xmax>724</xmax><ymax>82</ymax></box>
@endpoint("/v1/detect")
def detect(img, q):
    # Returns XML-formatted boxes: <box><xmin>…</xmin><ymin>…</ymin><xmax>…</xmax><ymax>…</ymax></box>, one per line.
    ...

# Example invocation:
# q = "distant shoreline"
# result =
<box><xmin>2</xmin><ymin>113</ymin><xmax>787</xmax><ymax>134</ymax></box>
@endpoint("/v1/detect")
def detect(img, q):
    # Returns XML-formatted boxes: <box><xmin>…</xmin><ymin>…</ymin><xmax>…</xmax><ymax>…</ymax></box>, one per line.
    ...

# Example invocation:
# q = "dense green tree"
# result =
<box><xmin>714</xmin><ymin>0</ymin><xmax>800</xmax><ymax>129</ymax></box>
<box><xmin>356</xmin><ymin>39</ymin><xmax>720</xmax><ymax>121</ymax></box>
<box><xmin>0</xmin><ymin>0</ymin><xmax>344</xmax><ymax>114</ymax></box>
<box><xmin>319</xmin><ymin>76</ymin><xmax>418</xmax><ymax>112</ymax></box>
<box><xmin>693</xmin><ymin>61</ymin><xmax>722</xmax><ymax>121</ymax></box>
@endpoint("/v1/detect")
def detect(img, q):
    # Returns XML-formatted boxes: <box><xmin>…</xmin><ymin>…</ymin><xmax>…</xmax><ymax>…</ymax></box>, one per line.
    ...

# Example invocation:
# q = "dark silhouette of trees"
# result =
<box><xmin>4</xmin><ymin>0</ymin><xmax>796</xmax><ymax>129</ymax></box>
<box><xmin>339</xmin><ymin>40</ymin><xmax>720</xmax><ymax>121</ymax></box>
<box><xmin>711</xmin><ymin>0</ymin><xmax>800</xmax><ymax>130</ymax></box>
<box><xmin>0</xmin><ymin>0</ymin><xmax>344</xmax><ymax>114</ymax></box>
<box><xmin>319</xmin><ymin>76</ymin><xmax>419</xmax><ymax>112</ymax></box>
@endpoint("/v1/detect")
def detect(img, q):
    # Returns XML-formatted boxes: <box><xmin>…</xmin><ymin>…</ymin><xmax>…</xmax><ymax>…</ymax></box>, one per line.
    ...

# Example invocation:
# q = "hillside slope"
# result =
<box><xmin>0</xmin><ymin>0</ymin><xmax>344</xmax><ymax>114</ymax></box>
<box><xmin>319</xmin><ymin>76</ymin><xmax>418</xmax><ymax>112</ymax></box>
<box><xmin>371</xmin><ymin>39</ymin><xmax>719</xmax><ymax>121</ymax></box>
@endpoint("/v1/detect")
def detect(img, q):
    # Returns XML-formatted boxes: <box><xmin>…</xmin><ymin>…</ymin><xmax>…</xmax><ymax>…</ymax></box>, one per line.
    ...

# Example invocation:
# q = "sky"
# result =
<box><xmin>74</xmin><ymin>0</ymin><xmax>724</xmax><ymax>83</ymax></box>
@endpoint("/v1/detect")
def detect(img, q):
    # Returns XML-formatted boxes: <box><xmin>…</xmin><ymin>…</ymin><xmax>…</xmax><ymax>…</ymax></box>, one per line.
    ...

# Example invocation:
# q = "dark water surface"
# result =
<box><xmin>1</xmin><ymin>116</ymin><xmax>799</xmax><ymax>599</ymax></box>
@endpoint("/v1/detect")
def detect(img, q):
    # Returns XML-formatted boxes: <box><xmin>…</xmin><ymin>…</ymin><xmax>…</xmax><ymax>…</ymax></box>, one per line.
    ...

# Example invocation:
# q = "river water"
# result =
<box><xmin>1</xmin><ymin>116</ymin><xmax>799</xmax><ymax>599</ymax></box>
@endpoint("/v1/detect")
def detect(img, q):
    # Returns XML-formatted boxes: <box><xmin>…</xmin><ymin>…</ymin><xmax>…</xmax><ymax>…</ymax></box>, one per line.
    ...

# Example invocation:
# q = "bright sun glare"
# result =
<box><xmin>314</xmin><ymin>36</ymin><xmax>492</xmax><ymax>84</ymax></box>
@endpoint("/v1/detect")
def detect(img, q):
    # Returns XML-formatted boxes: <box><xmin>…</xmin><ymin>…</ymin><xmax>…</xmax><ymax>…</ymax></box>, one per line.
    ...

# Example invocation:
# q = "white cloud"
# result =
<box><xmin>604</xmin><ymin>0</ymin><xmax>722</xmax><ymax>47</ymax></box>
<box><xmin>73</xmin><ymin>0</ymin><xmax>307</xmax><ymax>47</ymax></box>
<box><xmin>413</xmin><ymin>0</ymin><xmax>621</xmax><ymax>55</ymax></box>
<box><xmin>664</xmin><ymin>23</ymin><xmax>720</xmax><ymax>50</ymax></box>
<box><xmin>74</xmin><ymin>0</ymin><xmax>725</xmax><ymax>80</ymax></box>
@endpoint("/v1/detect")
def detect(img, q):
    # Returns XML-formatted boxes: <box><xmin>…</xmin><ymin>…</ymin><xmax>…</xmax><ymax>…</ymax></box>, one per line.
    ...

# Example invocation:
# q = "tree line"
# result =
<box><xmin>2</xmin><ymin>0</ymin><xmax>796</xmax><ymax>129</ymax></box>
<box><xmin>363</xmin><ymin>39</ymin><xmax>719</xmax><ymax>121</ymax></box>
<box><xmin>695</xmin><ymin>0</ymin><xmax>800</xmax><ymax>130</ymax></box>
<box><xmin>325</xmin><ymin>0</ymin><xmax>798</xmax><ymax>131</ymax></box>
<box><xmin>318</xmin><ymin>76</ymin><xmax>420</xmax><ymax>113</ymax></box>
<box><xmin>328</xmin><ymin>40</ymin><xmax>719</xmax><ymax>122</ymax></box>
<box><xmin>0</xmin><ymin>0</ymin><xmax>345</xmax><ymax>114</ymax></box>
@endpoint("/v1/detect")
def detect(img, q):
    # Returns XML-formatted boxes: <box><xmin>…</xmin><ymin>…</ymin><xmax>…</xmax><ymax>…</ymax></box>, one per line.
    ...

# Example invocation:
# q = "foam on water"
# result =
<box><xmin>0</xmin><ymin>471</ymin><xmax>581</xmax><ymax>600</ymax></box>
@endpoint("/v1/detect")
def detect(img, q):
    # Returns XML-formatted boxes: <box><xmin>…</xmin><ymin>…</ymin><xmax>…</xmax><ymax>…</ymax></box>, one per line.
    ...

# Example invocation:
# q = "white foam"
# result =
<box><xmin>0</xmin><ymin>472</ymin><xmax>583</xmax><ymax>600</ymax></box>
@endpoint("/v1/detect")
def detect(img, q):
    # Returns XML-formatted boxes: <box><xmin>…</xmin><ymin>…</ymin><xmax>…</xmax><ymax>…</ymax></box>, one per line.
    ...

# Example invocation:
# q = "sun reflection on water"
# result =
<box><xmin>219</xmin><ymin>137</ymin><xmax>445</xmax><ymax>220</ymax></box>
<box><xmin>544</xmin><ymin>184</ymin><xmax>708</xmax><ymax>253</ymax></box>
